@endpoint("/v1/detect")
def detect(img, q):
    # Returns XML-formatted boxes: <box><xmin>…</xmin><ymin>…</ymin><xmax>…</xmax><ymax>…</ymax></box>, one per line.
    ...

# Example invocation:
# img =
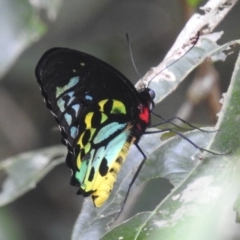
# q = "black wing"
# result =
<box><xmin>35</xmin><ymin>48</ymin><xmax>142</xmax><ymax>148</ymax></box>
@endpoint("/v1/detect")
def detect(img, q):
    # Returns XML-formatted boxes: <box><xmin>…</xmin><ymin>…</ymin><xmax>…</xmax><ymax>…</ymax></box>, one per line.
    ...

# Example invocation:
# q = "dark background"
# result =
<box><xmin>0</xmin><ymin>1</ymin><xmax>240</xmax><ymax>239</ymax></box>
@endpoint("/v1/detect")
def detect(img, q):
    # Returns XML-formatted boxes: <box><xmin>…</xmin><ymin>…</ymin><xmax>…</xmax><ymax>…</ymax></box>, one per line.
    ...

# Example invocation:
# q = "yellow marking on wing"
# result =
<box><xmin>78</xmin><ymin>132</ymin><xmax>85</xmax><ymax>148</ymax></box>
<box><xmin>98</xmin><ymin>99</ymin><xmax>108</xmax><ymax>112</ymax></box>
<box><xmin>78</xmin><ymin>128</ymin><xmax>96</xmax><ymax>148</ymax></box>
<box><xmin>84</xmin><ymin>142</ymin><xmax>91</xmax><ymax>153</ymax></box>
<box><xmin>85</xmin><ymin>112</ymin><xmax>94</xmax><ymax>129</ymax></box>
<box><xmin>76</xmin><ymin>153</ymin><xmax>81</xmax><ymax>169</ymax></box>
<box><xmin>111</xmin><ymin>100</ymin><xmax>126</xmax><ymax>114</ymax></box>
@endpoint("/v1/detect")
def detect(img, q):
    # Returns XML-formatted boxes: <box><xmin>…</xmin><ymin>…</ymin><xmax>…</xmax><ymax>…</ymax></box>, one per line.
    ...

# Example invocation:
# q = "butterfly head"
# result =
<box><xmin>138</xmin><ymin>88</ymin><xmax>155</xmax><ymax>109</ymax></box>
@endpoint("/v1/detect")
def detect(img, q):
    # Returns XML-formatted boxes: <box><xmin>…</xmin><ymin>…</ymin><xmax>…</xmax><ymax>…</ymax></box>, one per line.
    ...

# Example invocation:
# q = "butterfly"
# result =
<box><xmin>35</xmin><ymin>48</ymin><xmax>155</xmax><ymax>207</ymax></box>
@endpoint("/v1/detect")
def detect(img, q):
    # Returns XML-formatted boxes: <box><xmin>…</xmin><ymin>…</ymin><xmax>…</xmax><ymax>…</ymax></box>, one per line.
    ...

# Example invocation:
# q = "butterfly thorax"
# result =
<box><xmin>131</xmin><ymin>87</ymin><xmax>154</xmax><ymax>140</ymax></box>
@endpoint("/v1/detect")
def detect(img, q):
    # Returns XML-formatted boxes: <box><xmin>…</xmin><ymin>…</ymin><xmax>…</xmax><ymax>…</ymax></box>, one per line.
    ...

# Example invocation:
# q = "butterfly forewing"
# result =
<box><xmin>36</xmin><ymin>48</ymin><xmax>141</xmax><ymax>143</ymax></box>
<box><xmin>35</xmin><ymin>48</ymin><xmax>151</xmax><ymax>206</ymax></box>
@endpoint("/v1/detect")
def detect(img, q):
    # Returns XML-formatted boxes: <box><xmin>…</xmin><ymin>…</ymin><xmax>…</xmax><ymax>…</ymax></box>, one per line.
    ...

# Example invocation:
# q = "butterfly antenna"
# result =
<box><xmin>144</xmin><ymin>128</ymin><xmax>227</xmax><ymax>155</ymax></box>
<box><xmin>126</xmin><ymin>33</ymin><xmax>144</xmax><ymax>85</ymax></box>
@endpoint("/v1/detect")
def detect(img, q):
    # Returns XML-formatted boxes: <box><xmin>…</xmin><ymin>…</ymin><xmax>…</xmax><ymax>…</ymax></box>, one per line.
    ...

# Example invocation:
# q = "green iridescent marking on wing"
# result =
<box><xmin>56</xmin><ymin>76</ymin><xmax>79</xmax><ymax>98</ymax></box>
<box><xmin>98</xmin><ymin>99</ymin><xmax>127</xmax><ymax>115</ymax></box>
<box><xmin>103</xmin><ymin>130</ymin><xmax>129</xmax><ymax>163</ymax></box>
<box><xmin>100</xmin><ymin>113</ymin><xmax>108</xmax><ymax>123</ymax></box>
<box><xmin>92</xmin><ymin>129</ymin><xmax>134</xmax><ymax>207</ymax></box>
<box><xmin>64</xmin><ymin>113</ymin><xmax>72</xmax><ymax>125</ymax></box>
<box><xmin>93</xmin><ymin>122</ymin><xmax>127</xmax><ymax>144</ymax></box>
<box><xmin>81</xmin><ymin>126</ymin><xmax>129</xmax><ymax>193</ymax></box>
<box><xmin>72</xmin><ymin>104</ymin><xmax>80</xmax><ymax>117</ymax></box>
<box><xmin>111</xmin><ymin>100</ymin><xmax>126</xmax><ymax>114</ymax></box>
<box><xmin>84</xmin><ymin>142</ymin><xmax>91</xmax><ymax>153</ymax></box>
<box><xmin>85</xmin><ymin>146</ymin><xmax>105</xmax><ymax>191</ymax></box>
<box><xmin>92</xmin><ymin>129</ymin><xmax>129</xmax><ymax>192</ymax></box>
<box><xmin>75</xmin><ymin>150</ymin><xmax>93</xmax><ymax>188</ymax></box>
<box><xmin>70</xmin><ymin>126</ymin><xmax>78</xmax><ymax>138</ymax></box>
<box><xmin>57</xmin><ymin>98</ymin><xmax>65</xmax><ymax>112</ymax></box>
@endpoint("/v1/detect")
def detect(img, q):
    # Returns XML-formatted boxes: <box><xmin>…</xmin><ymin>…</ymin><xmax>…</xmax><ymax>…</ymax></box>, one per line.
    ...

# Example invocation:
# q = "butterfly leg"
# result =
<box><xmin>151</xmin><ymin>111</ymin><xmax>217</xmax><ymax>133</ymax></box>
<box><xmin>145</xmin><ymin>128</ymin><xmax>226</xmax><ymax>155</ymax></box>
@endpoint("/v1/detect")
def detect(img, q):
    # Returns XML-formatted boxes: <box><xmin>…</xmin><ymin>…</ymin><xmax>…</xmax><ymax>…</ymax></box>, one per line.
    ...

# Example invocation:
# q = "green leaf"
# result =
<box><xmin>0</xmin><ymin>0</ymin><xmax>62</xmax><ymax>79</ymax></box>
<box><xmin>145</xmin><ymin>34</ymin><xmax>240</xmax><ymax>104</ymax></box>
<box><xmin>0</xmin><ymin>146</ymin><xmax>65</xmax><ymax>206</ymax></box>
<box><xmin>233</xmin><ymin>192</ymin><xmax>240</xmax><ymax>223</ymax></box>
<box><xmin>100</xmin><ymin>51</ymin><xmax>240</xmax><ymax>239</ymax></box>
<box><xmin>72</xmin><ymin>129</ymin><xmax>213</xmax><ymax>240</ymax></box>
<box><xmin>71</xmin><ymin>38</ymin><xmax>240</xmax><ymax>240</ymax></box>
<box><xmin>71</xmin><ymin>132</ymin><xmax>163</xmax><ymax>240</ymax></box>
<box><xmin>186</xmin><ymin>0</ymin><xmax>203</xmax><ymax>8</ymax></box>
